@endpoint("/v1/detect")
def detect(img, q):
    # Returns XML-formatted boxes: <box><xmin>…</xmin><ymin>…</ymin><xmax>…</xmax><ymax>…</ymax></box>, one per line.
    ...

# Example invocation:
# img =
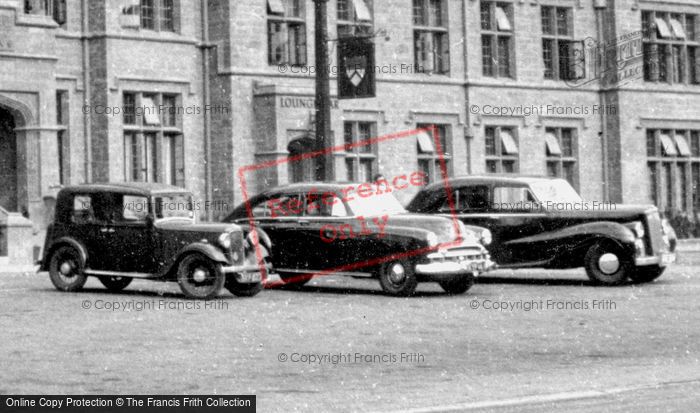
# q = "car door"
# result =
<box><xmin>299</xmin><ymin>192</ymin><xmax>355</xmax><ymax>272</ymax></box>
<box><xmin>486</xmin><ymin>185</ymin><xmax>548</xmax><ymax>265</ymax></box>
<box><xmin>69</xmin><ymin>193</ymin><xmax>109</xmax><ymax>270</ymax></box>
<box><xmin>112</xmin><ymin>194</ymin><xmax>156</xmax><ymax>273</ymax></box>
<box><xmin>89</xmin><ymin>192</ymin><xmax>155</xmax><ymax>273</ymax></box>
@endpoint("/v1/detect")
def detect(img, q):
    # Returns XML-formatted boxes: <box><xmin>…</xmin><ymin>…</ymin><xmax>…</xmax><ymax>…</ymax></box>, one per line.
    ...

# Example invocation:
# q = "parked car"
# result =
<box><xmin>224</xmin><ymin>183</ymin><xmax>494</xmax><ymax>296</ymax></box>
<box><xmin>407</xmin><ymin>175</ymin><xmax>677</xmax><ymax>286</ymax></box>
<box><xmin>40</xmin><ymin>183</ymin><xmax>270</xmax><ymax>299</ymax></box>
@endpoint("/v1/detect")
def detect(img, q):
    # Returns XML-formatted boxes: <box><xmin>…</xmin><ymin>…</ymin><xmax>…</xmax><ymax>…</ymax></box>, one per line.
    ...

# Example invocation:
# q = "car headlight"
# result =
<box><xmin>480</xmin><ymin>229</ymin><xmax>493</xmax><ymax>246</ymax></box>
<box><xmin>630</xmin><ymin>222</ymin><xmax>645</xmax><ymax>239</ymax></box>
<box><xmin>218</xmin><ymin>232</ymin><xmax>232</xmax><ymax>249</ymax></box>
<box><xmin>427</xmin><ymin>231</ymin><xmax>439</xmax><ymax>247</ymax></box>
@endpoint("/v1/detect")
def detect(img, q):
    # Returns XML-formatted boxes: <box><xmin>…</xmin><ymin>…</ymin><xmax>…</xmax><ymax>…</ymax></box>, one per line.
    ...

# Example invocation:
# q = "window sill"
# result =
<box><xmin>16</xmin><ymin>14</ymin><xmax>59</xmax><ymax>28</ymax></box>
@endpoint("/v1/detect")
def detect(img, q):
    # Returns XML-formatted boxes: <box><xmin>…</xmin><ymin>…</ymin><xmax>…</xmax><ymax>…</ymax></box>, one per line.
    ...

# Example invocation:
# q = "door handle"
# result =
<box><xmin>298</xmin><ymin>220</ymin><xmax>310</xmax><ymax>226</ymax></box>
<box><xmin>100</xmin><ymin>228</ymin><xmax>115</xmax><ymax>233</ymax></box>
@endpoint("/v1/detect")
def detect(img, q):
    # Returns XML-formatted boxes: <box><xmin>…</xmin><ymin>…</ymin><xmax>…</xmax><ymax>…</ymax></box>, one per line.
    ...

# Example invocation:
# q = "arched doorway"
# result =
<box><xmin>288</xmin><ymin>136</ymin><xmax>316</xmax><ymax>183</ymax></box>
<box><xmin>0</xmin><ymin>106</ymin><xmax>18</xmax><ymax>212</ymax></box>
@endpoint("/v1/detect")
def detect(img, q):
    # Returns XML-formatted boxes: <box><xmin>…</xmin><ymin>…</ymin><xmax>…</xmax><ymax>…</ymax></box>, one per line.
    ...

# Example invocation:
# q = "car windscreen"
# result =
<box><xmin>529</xmin><ymin>179</ymin><xmax>582</xmax><ymax>204</ymax></box>
<box><xmin>345</xmin><ymin>190</ymin><xmax>406</xmax><ymax>217</ymax></box>
<box><xmin>155</xmin><ymin>194</ymin><xmax>195</xmax><ymax>220</ymax></box>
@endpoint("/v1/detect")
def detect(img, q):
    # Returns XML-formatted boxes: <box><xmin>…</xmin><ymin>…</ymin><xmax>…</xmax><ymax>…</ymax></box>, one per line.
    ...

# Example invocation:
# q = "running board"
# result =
<box><xmin>84</xmin><ymin>270</ymin><xmax>157</xmax><ymax>279</ymax></box>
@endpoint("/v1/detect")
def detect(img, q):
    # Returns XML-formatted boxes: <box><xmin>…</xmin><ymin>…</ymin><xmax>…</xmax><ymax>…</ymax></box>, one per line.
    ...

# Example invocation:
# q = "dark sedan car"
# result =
<box><xmin>407</xmin><ymin>176</ymin><xmax>677</xmax><ymax>286</ymax></box>
<box><xmin>40</xmin><ymin>183</ymin><xmax>269</xmax><ymax>299</ymax></box>
<box><xmin>224</xmin><ymin>183</ymin><xmax>494</xmax><ymax>296</ymax></box>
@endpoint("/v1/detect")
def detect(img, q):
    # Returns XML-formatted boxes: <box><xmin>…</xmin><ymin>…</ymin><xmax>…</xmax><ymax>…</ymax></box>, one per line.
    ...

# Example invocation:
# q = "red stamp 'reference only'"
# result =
<box><xmin>237</xmin><ymin>127</ymin><xmax>464</xmax><ymax>287</ymax></box>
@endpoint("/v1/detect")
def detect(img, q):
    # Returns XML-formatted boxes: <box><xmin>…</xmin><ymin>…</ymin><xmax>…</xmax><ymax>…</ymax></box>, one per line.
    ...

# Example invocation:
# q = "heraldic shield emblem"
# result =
<box><xmin>345</xmin><ymin>55</ymin><xmax>367</xmax><ymax>87</ymax></box>
<box><xmin>338</xmin><ymin>37</ymin><xmax>376</xmax><ymax>99</ymax></box>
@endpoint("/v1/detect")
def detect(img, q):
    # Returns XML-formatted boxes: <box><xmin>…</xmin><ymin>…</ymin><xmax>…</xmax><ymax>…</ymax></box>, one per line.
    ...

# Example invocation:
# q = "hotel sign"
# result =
<box><xmin>0</xmin><ymin>13</ymin><xmax>13</xmax><ymax>51</ymax></box>
<box><xmin>338</xmin><ymin>37</ymin><xmax>376</xmax><ymax>99</ymax></box>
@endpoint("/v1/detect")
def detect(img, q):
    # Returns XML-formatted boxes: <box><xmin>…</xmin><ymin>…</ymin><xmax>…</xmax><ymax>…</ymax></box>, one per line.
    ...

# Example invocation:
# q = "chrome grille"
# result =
<box><xmin>646</xmin><ymin>211</ymin><xmax>664</xmax><ymax>255</ymax></box>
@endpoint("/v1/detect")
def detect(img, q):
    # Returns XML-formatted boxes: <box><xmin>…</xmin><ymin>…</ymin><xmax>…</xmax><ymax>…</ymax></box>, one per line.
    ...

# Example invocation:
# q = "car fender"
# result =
<box><xmin>373</xmin><ymin>225</ymin><xmax>442</xmax><ymax>251</ymax></box>
<box><xmin>163</xmin><ymin>242</ymin><xmax>229</xmax><ymax>276</ymax></box>
<box><xmin>40</xmin><ymin>237</ymin><xmax>88</xmax><ymax>271</ymax></box>
<box><xmin>244</xmin><ymin>226</ymin><xmax>272</xmax><ymax>254</ymax></box>
<box><xmin>504</xmin><ymin>221</ymin><xmax>636</xmax><ymax>248</ymax></box>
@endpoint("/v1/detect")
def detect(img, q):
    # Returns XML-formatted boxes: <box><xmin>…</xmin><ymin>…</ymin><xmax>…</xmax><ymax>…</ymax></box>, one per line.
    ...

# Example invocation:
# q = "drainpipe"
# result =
<box><xmin>595</xmin><ymin>0</ymin><xmax>609</xmax><ymax>203</ymax></box>
<box><xmin>462</xmin><ymin>0</ymin><xmax>472</xmax><ymax>174</ymax></box>
<box><xmin>201</xmin><ymin>0</ymin><xmax>213</xmax><ymax>221</ymax></box>
<box><xmin>81</xmin><ymin>0</ymin><xmax>91</xmax><ymax>183</ymax></box>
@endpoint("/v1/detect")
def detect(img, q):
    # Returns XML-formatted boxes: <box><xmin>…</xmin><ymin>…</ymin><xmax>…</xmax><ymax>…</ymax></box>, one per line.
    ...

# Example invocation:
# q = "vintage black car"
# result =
<box><xmin>40</xmin><ymin>183</ymin><xmax>270</xmax><ymax>299</ymax></box>
<box><xmin>224</xmin><ymin>183</ymin><xmax>494</xmax><ymax>296</ymax></box>
<box><xmin>407</xmin><ymin>176</ymin><xmax>677</xmax><ymax>286</ymax></box>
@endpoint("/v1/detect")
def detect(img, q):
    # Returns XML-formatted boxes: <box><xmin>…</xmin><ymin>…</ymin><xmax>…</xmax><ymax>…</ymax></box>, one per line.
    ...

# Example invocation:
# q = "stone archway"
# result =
<box><xmin>0</xmin><ymin>106</ymin><xmax>18</xmax><ymax>212</ymax></box>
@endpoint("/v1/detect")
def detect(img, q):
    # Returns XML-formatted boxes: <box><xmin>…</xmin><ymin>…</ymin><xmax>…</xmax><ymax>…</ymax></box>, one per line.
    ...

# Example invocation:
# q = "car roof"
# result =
<box><xmin>260</xmin><ymin>182</ymin><xmax>365</xmax><ymax>195</ymax></box>
<box><xmin>422</xmin><ymin>175</ymin><xmax>558</xmax><ymax>191</ymax></box>
<box><xmin>60</xmin><ymin>182</ymin><xmax>189</xmax><ymax>196</ymax></box>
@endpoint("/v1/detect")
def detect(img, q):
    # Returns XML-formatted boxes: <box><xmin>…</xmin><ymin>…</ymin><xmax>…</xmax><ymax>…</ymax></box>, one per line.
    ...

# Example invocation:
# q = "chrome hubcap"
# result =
<box><xmin>388</xmin><ymin>263</ymin><xmax>406</xmax><ymax>284</ymax></box>
<box><xmin>192</xmin><ymin>268</ymin><xmax>208</xmax><ymax>283</ymax></box>
<box><xmin>598</xmin><ymin>253</ymin><xmax>620</xmax><ymax>275</ymax></box>
<box><xmin>59</xmin><ymin>261</ymin><xmax>73</xmax><ymax>276</ymax></box>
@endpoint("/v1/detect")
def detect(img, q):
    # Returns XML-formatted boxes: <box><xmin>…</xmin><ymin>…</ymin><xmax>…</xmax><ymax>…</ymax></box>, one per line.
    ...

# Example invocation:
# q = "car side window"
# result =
<box><xmin>440</xmin><ymin>186</ymin><xmax>490</xmax><ymax>212</ymax></box>
<box><xmin>492</xmin><ymin>186</ymin><xmax>536</xmax><ymax>213</ymax></box>
<box><xmin>122</xmin><ymin>195</ymin><xmax>150</xmax><ymax>223</ymax></box>
<box><xmin>261</xmin><ymin>194</ymin><xmax>303</xmax><ymax>218</ymax></box>
<box><xmin>303</xmin><ymin>193</ymin><xmax>347</xmax><ymax>217</ymax></box>
<box><xmin>72</xmin><ymin>195</ymin><xmax>95</xmax><ymax>224</ymax></box>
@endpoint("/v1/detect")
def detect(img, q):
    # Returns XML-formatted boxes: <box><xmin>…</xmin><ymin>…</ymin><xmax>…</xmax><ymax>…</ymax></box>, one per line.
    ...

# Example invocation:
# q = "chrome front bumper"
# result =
<box><xmin>635</xmin><ymin>252</ymin><xmax>676</xmax><ymax>267</ymax></box>
<box><xmin>221</xmin><ymin>263</ymin><xmax>268</xmax><ymax>283</ymax></box>
<box><xmin>416</xmin><ymin>249</ymin><xmax>495</xmax><ymax>277</ymax></box>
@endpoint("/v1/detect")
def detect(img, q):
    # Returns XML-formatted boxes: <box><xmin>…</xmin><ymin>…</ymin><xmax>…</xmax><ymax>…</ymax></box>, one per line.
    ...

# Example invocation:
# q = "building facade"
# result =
<box><xmin>1</xmin><ymin>0</ymin><xmax>699</xmax><ymax>260</ymax></box>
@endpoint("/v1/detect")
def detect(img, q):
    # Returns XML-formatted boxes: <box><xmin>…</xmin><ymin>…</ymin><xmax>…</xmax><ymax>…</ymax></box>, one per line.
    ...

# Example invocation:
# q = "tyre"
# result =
<box><xmin>378</xmin><ymin>259</ymin><xmax>418</xmax><ymax>297</ymax></box>
<box><xmin>629</xmin><ymin>265</ymin><xmax>666</xmax><ymax>284</ymax></box>
<box><xmin>439</xmin><ymin>274</ymin><xmax>475</xmax><ymax>295</ymax></box>
<box><xmin>277</xmin><ymin>271</ymin><xmax>312</xmax><ymax>288</ymax></box>
<box><xmin>177</xmin><ymin>253</ymin><xmax>225</xmax><ymax>299</ymax></box>
<box><xmin>99</xmin><ymin>276</ymin><xmax>133</xmax><ymax>292</ymax></box>
<box><xmin>584</xmin><ymin>240</ymin><xmax>632</xmax><ymax>286</ymax></box>
<box><xmin>48</xmin><ymin>246</ymin><xmax>87</xmax><ymax>292</ymax></box>
<box><xmin>225</xmin><ymin>246</ymin><xmax>267</xmax><ymax>297</ymax></box>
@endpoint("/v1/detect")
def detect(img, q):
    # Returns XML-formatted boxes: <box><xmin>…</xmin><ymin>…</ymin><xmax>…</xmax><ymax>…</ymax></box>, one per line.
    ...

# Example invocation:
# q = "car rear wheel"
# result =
<box><xmin>378</xmin><ymin>259</ymin><xmax>418</xmax><ymax>297</ymax></box>
<box><xmin>226</xmin><ymin>246</ymin><xmax>267</xmax><ymax>297</ymax></box>
<box><xmin>584</xmin><ymin>241</ymin><xmax>632</xmax><ymax>286</ymax></box>
<box><xmin>629</xmin><ymin>265</ymin><xmax>666</xmax><ymax>284</ymax></box>
<box><xmin>99</xmin><ymin>276</ymin><xmax>133</xmax><ymax>292</ymax></box>
<box><xmin>177</xmin><ymin>253</ymin><xmax>225</xmax><ymax>299</ymax></box>
<box><xmin>48</xmin><ymin>246</ymin><xmax>88</xmax><ymax>292</ymax></box>
<box><xmin>439</xmin><ymin>274</ymin><xmax>475</xmax><ymax>295</ymax></box>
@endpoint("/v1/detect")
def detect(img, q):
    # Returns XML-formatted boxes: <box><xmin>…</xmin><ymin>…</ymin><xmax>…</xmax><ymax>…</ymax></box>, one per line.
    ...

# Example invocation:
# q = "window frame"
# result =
<box><xmin>337</xmin><ymin>0</ymin><xmax>374</xmax><ymax>38</ymax></box>
<box><xmin>484</xmin><ymin>125</ymin><xmax>519</xmax><ymax>173</ymax></box>
<box><xmin>268</xmin><ymin>0</ymin><xmax>307</xmax><ymax>66</ymax></box>
<box><xmin>642</xmin><ymin>10</ymin><xmax>700</xmax><ymax>85</ymax></box>
<box><xmin>481</xmin><ymin>1</ymin><xmax>514</xmax><ymax>78</ymax></box>
<box><xmin>544</xmin><ymin>127</ymin><xmax>578</xmax><ymax>189</ymax></box>
<box><xmin>343</xmin><ymin>121</ymin><xmax>378</xmax><ymax>182</ymax></box>
<box><xmin>647</xmin><ymin>128</ymin><xmax>700</xmax><ymax>215</ymax></box>
<box><xmin>122</xmin><ymin>91</ymin><xmax>185</xmax><ymax>186</ymax></box>
<box><xmin>416</xmin><ymin>123</ymin><xmax>453</xmax><ymax>183</ymax></box>
<box><xmin>413</xmin><ymin>0</ymin><xmax>450</xmax><ymax>75</ymax></box>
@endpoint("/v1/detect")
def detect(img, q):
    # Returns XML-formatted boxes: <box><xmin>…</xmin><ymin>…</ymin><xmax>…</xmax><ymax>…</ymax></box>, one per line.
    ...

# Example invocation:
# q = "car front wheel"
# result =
<box><xmin>226</xmin><ymin>246</ymin><xmax>267</xmax><ymax>297</ymax></box>
<box><xmin>378</xmin><ymin>259</ymin><xmax>418</xmax><ymax>297</ymax></box>
<box><xmin>48</xmin><ymin>246</ymin><xmax>88</xmax><ymax>292</ymax></box>
<box><xmin>584</xmin><ymin>241</ymin><xmax>632</xmax><ymax>286</ymax></box>
<box><xmin>177</xmin><ymin>253</ymin><xmax>225</xmax><ymax>299</ymax></box>
<box><xmin>629</xmin><ymin>265</ymin><xmax>666</xmax><ymax>284</ymax></box>
<box><xmin>99</xmin><ymin>276</ymin><xmax>133</xmax><ymax>292</ymax></box>
<box><xmin>439</xmin><ymin>274</ymin><xmax>475</xmax><ymax>295</ymax></box>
